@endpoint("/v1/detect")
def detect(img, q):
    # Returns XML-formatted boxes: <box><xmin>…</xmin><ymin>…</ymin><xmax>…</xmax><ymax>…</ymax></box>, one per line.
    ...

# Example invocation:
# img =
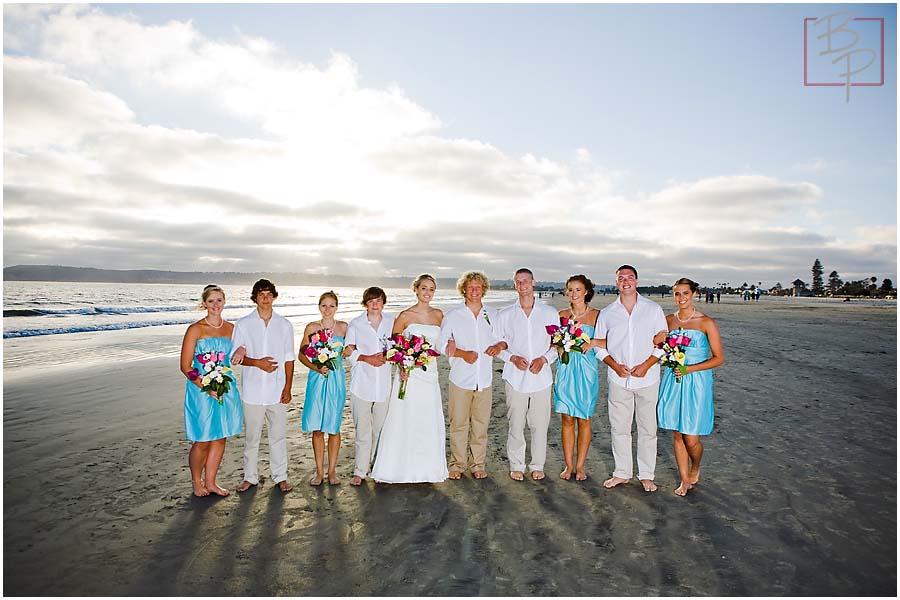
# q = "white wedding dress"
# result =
<box><xmin>370</xmin><ymin>324</ymin><xmax>449</xmax><ymax>483</ymax></box>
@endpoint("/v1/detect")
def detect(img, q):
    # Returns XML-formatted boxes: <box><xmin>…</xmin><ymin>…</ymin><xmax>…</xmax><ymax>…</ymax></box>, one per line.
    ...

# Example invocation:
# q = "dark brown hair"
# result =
<box><xmin>566</xmin><ymin>274</ymin><xmax>595</xmax><ymax>303</ymax></box>
<box><xmin>673</xmin><ymin>277</ymin><xmax>700</xmax><ymax>293</ymax></box>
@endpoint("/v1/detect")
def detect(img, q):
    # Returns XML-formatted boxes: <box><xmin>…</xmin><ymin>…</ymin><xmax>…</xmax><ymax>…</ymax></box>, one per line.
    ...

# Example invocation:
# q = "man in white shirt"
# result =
<box><xmin>344</xmin><ymin>287</ymin><xmax>395</xmax><ymax>486</ymax></box>
<box><xmin>232</xmin><ymin>279</ymin><xmax>296</xmax><ymax>493</ymax></box>
<box><xmin>495</xmin><ymin>268</ymin><xmax>559</xmax><ymax>481</ymax></box>
<box><xmin>595</xmin><ymin>265</ymin><xmax>668</xmax><ymax>492</ymax></box>
<box><xmin>439</xmin><ymin>271</ymin><xmax>500</xmax><ymax>480</ymax></box>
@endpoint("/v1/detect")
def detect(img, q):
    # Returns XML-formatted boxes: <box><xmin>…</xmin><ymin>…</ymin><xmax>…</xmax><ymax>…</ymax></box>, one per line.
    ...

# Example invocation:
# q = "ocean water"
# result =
<box><xmin>2</xmin><ymin>281</ymin><xmax>519</xmax><ymax>376</ymax></box>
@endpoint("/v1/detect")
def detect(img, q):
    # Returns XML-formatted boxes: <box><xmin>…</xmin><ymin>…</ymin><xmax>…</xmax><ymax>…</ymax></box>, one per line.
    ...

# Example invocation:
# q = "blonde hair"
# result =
<box><xmin>412</xmin><ymin>273</ymin><xmax>437</xmax><ymax>291</ymax></box>
<box><xmin>456</xmin><ymin>271</ymin><xmax>490</xmax><ymax>297</ymax></box>
<box><xmin>198</xmin><ymin>284</ymin><xmax>225</xmax><ymax>309</ymax></box>
<box><xmin>319</xmin><ymin>290</ymin><xmax>338</xmax><ymax>305</ymax></box>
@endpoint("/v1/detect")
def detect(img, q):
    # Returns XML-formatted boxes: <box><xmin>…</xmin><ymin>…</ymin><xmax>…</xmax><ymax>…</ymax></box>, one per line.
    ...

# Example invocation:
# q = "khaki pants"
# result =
<box><xmin>242</xmin><ymin>402</ymin><xmax>288</xmax><ymax>485</ymax></box>
<box><xmin>504</xmin><ymin>383</ymin><xmax>552</xmax><ymax>472</ymax></box>
<box><xmin>350</xmin><ymin>394</ymin><xmax>391</xmax><ymax>479</ymax></box>
<box><xmin>447</xmin><ymin>382</ymin><xmax>492</xmax><ymax>473</ymax></box>
<box><xmin>607</xmin><ymin>380</ymin><xmax>659</xmax><ymax>481</ymax></box>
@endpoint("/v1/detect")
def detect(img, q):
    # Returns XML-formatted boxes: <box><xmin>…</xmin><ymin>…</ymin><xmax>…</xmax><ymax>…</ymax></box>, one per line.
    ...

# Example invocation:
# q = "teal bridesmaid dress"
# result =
<box><xmin>657</xmin><ymin>329</ymin><xmax>715</xmax><ymax>435</ymax></box>
<box><xmin>184</xmin><ymin>336</ymin><xmax>243</xmax><ymax>442</ymax></box>
<box><xmin>553</xmin><ymin>322</ymin><xmax>599</xmax><ymax>420</ymax></box>
<box><xmin>301</xmin><ymin>335</ymin><xmax>347</xmax><ymax>435</ymax></box>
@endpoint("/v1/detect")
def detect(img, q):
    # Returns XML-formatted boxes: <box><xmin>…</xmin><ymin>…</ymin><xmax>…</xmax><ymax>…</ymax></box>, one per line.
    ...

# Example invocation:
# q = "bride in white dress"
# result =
<box><xmin>371</xmin><ymin>274</ymin><xmax>449</xmax><ymax>483</ymax></box>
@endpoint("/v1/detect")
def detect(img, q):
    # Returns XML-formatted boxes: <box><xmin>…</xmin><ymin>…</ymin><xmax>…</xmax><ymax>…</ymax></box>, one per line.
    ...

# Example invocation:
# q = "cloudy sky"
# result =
<box><xmin>3</xmin><ymin>3</ymin><xmax>896</xmax><ymax>286</ymax></box>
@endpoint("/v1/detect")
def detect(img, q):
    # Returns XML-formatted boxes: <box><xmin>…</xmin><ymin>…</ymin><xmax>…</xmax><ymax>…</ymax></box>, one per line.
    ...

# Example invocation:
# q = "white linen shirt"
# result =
<box><xmin>595</xmin><ymin>293</ymin><xmax>668</xmax><ymax>390</ymax></box>
<box><xmin>345</xmin><ymin>311</ymin><xmax>396</xmax><ymax>403</ymax></box>
<box><xmin>231</xmin><ymin>309</ymin><xmax>296</xmax><ymax>405</ymax></box>
<box><xmin>497</xmin><ymin>299</ymin><xmax>559</xmax><ymax>393</ymax></box>
<box><xmin>438</xmin><ymin>303</ymin><xmax>500</xmax><ymax>391</ymax></box>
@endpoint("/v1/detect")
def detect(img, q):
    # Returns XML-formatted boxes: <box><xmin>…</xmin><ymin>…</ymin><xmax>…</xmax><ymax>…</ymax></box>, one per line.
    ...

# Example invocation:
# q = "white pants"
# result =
<box><xmin>350</xmin><ymin>394</ymin><xmax>391</xmax><ymax>479</ymax></box>
<box><xmin>242</xmin><ymin>402</ymin><xmax>288</xmax><ymax>484</ymax></box>
<box><xmin>505</xmin><ymin>383</ymin><xmax>552</xmax><ymax>472</ymax></box>
<box><xmin>607</xmin><ymin>381</ymin><xmax>659</xmax><ymax>481</ymax></box>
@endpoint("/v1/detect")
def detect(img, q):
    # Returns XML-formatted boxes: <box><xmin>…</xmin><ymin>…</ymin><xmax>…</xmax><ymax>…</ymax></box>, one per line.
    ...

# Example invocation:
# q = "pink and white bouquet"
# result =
<box><xmin>188</xmin><ymin>350</ymin><xmax>234</xmax><ymax>404</ymax></box>
<box><xmin>657</xmin><ymin>329</ymin><xmax>691</xmax><ymax>382</ymax></box>
<box><xmin>302</xmin><ymin>328</ymin><xmax>344</xmax><ymax>378</ymax></box>
<box><xmin>383</xmin><ymin>333</ymin><xmax>440</xmax><ymax>399</ymax></box>
<box><xmin>545</xmin><ymin>316</ymin><xmax>593</xmax><ymax>365</ymax></box>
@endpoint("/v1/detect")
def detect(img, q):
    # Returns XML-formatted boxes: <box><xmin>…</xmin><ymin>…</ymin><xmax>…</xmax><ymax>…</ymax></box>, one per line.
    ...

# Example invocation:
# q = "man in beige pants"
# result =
<box><xmin>595</xmin><ymin>265</ymin><xmax>668</xmax><ymax>492</ymax></box>
<box><xmin>440</xmin><ymin>271</ymin><xmax>501</xmax><ymax>480</ymax></box>
<box><xmin>496</xmin><ymin>268</ymin><xmax>559</xmax><ymax>481</ymax></box>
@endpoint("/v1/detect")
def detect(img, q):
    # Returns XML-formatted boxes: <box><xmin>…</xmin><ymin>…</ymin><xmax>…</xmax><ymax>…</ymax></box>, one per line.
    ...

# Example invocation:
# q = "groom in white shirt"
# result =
<box><xmin>496</xmin><ymin>268</ymin><xmax>559</xmax><ymax>481</ymax></box>
<box><xmin>439</xmin><ymin>271</ymin><xmax>500</xmax><ymax>480</ymax></box>
<box><xmin>595</xmin><ymin>265</ymin><xmax>668</xmax><ymax>492</ymax></box>
<box><xmin>344</xmin><ymin>287</ymin><xmax>395</xmax><ymax>486</ymax></box>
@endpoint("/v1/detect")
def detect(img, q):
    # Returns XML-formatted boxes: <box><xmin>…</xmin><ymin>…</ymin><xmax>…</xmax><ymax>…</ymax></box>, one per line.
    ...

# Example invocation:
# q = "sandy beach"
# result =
<box><xmin>3</xmin><ymin>294</ymin><xmax>896</xmax><ymax>596</ymax></box>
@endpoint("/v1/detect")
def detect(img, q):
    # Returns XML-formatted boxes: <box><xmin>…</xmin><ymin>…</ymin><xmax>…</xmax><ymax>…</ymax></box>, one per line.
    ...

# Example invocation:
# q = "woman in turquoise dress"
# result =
<box><xmin>298</xmin><ymin>291</ymin><xmax>348</xmax><ymax>486</ymax></box>
<box><xmin>180</xmin><ymin>284</ymin><xmax>243</xmax><ymax>497</ymax></box>
<box><xmin>554</xmin><ymin>274</ymin><xmax>600</xmax><ymax>482</ymax></box>
<box><xmin>656</xmin><ymin>278</ymin><xmax>725</xmax><ymax>497</ymax></box>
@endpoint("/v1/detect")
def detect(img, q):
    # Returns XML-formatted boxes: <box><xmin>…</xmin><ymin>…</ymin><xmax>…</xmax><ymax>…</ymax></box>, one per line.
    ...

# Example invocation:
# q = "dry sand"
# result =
<box><xmin>3</xmin><ymin>294</ymin><xmax>896</xmax><ymax>595</ymax></box>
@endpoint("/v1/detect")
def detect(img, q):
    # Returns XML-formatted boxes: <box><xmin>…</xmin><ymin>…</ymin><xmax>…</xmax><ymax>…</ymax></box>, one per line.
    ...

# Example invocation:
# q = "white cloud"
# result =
<box><xmin>1</xmin><ymin>6</ymin><xmax>894</xmax><ymax>285</ymax></box>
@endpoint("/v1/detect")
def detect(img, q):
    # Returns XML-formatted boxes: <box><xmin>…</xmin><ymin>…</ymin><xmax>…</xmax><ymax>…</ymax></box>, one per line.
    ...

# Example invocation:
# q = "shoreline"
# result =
<box><xmin>3</xmin><ymin>294</ymin><xmax>897</xmax><ymax>595</ymax></box>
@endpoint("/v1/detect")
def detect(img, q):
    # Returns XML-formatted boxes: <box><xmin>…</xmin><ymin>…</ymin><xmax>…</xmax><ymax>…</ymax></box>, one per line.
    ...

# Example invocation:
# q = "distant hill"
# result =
<box><xmin>3</xmin><ymin>265</ymin><xmax>570</xmax><ymax>289</ymax></box>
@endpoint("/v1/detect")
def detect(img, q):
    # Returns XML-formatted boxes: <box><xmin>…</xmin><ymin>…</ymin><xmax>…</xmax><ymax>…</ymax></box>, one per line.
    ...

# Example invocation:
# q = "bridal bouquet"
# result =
<box><xmin>545</xmin><ymin>316</ymin><xmax>593</xmax><ymax>365</ymax></box>
<box><xmin>657</xmin><ymin>329</ymin><xmax>691</xmax><ymax>382</ymax></box>
<box><xmin>302</xmin><ymin>328</ymin><xmax>343</xmax><ymax>378</ymax></box>
<box><xmin>188</xmin><ymin>350</ymin><xmax>234</xmax><ymax>404</ymax></box>
<box><xmin>383</xmin><ymin>333</ymin><xmax>440</xmax><ymax>399</ymax></box>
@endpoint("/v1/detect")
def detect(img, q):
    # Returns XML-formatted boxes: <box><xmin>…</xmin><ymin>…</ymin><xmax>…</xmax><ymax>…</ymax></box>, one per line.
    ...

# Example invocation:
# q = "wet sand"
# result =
<box><xmin>3</xmin><ymin>295</ymin><xmax>896</xmax><ymax>595</ymax></box>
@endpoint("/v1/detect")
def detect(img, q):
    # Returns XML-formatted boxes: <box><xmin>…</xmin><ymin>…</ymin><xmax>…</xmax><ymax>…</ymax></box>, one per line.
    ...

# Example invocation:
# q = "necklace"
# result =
<box><xmin>570</xmin><ymin>304</ymin><xmax>589</xmax><ymax>320</ymax></box>
<box><xmin>675</xmin><ymin>308</ymin><xmax>696</xmax><ymax>323</ymax></box>
<box><xmin>204</xmin><ymin>316</ymin><xmax>224</xmax><ymax>329</ymax></box>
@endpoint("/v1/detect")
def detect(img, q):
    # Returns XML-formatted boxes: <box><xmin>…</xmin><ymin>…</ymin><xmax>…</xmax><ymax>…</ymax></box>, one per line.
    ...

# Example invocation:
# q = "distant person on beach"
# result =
<box><xmin>180</xmin><ymin>284</ymin><xmax>244</xmax><ymax>497</ymax></box>
<box><xmin>439</xmin><ymin>271</ymin><xmax>501</xmax><ymax>480</ymax></box>
<box><xmin>343</xmin><ymin>287</ymin><xmax>395</xmax><ymax>486</ymax></box>
<box><xmin>554</xmin><ymin>274</ymin><xmax>601</xmax><ymax>481</ymax></box>
<box><xmin>657</xmin><ymin>278</ymin><xmax>724</xmax><ymax>496</ymax></box>
<box><xmin>495</xmin><ymin>268</ymin><xmax>558</xmax><ymax>481</ymax></box>
<box><xmin>595</xmin><ymin>265</ymin><xmax>668</xmax><ymax>493</ymax></box>
<box><xmin>232</xmin><ymin>279</ymin><xmax>296</xmax><ymax>493</ymax></box>
<box><xmin>370</xmin><ymin>274</ymin><xmax>449</xmax><ymax>483</ymax></box>
<box><xmin>298</xmin><ymin>291</ymin><xmax>348</xmax><ymax>486</ymax></box>
<box><xmin>717</xmin><ymin>292</ymin><xmax>721</xmax><ymax>303</ymax></box>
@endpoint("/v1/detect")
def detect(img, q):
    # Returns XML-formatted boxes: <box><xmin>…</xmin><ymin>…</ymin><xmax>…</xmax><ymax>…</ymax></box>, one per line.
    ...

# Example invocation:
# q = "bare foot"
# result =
<box><xmin>448</xmin><ymin>470</ymin><xmax>463</xmax><ymax>480</ymax></box>
<box><xmin>473</xmin><ymin>470</ymin><xmax>488</xmax><ymax>480</ymax></box>
<box><xmin>689</xmin><ymin>468</ymin><xmax>701</xmax><ymax>485</ymax></box>
<box><xmin>207</xmin><ymin>482</ymin><xmax>230</xmax><ymax>497</ymax></box>
<box><xmin>575</xmin><ymin>468</ymin><xmax>588</xmax><ymax>481</ymax></box>
<box><xmin>349</xmin><ymin>475</ymin><xmax>363</xmax><ymax>486</ymax></box>
<box><xmin>560</xmin><ymin>468</ymin><xmax>573</xmax><ymax>480</ymax></box>
<box><xmin>278</xmin><ymin>480</ymin><xmax>294</xmax><ymax>493</ymax></box>
<box><xmin>328</xmin><ymin>473</ymin><xmax>341</xmax><ymax>486</ymax></box>
<box><xmin>674</xmin><ymin>482</ymin><xmax>692</xmax><ymax>496</ymax></box>
<box><xmin>531</xmin><ymin>470</ymin><xmax>545</xmax><ymax>481</ymax></box>
<box><xmin>509</xmin><ymin>471</ymin><xmax>524</xmax><ymax>481</ymax></box>
<box><xmin>603</xmin><ymin>476</ymin><xmax>630</xmax><ymax>489</ymax></box>
<box><xmin>192</xmin><ymin>481</ymin><xmax>210</xmax><ymax>497</ymax></box>
<box><xmin>309</xmin><ymin>474</ymin><xmax>324</xmax><ymax>486</ymax></box>
<box><xmin>640</xmin><ymin>479</ymin><xmax>657</xmax><ymax>492</ymax></box>
<box><xmin>235</xmin><ymin>480</ymin><xmax>257</xmax><ymax>493</ymax></box>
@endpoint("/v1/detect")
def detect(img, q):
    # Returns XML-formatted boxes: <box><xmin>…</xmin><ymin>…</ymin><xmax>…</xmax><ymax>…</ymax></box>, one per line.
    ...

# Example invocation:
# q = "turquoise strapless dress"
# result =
<box><xmin>657</xmin><ymin>329</ymin><xmax>715</xmax><ymax>435</ymax></box>
<box><xmin>553</xmin><ymin>323</ymin><xmax>599</xmax><ymax>420</ymax></box>
<box><xmin>301</xmin><ymin>335</ymin><xmax>347</xmax><ymax>435</ymax></box>
<box><xmin>184</xmin><ymin>336</ymin><xmax>243</xmax><ymax>442</ymax></box>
